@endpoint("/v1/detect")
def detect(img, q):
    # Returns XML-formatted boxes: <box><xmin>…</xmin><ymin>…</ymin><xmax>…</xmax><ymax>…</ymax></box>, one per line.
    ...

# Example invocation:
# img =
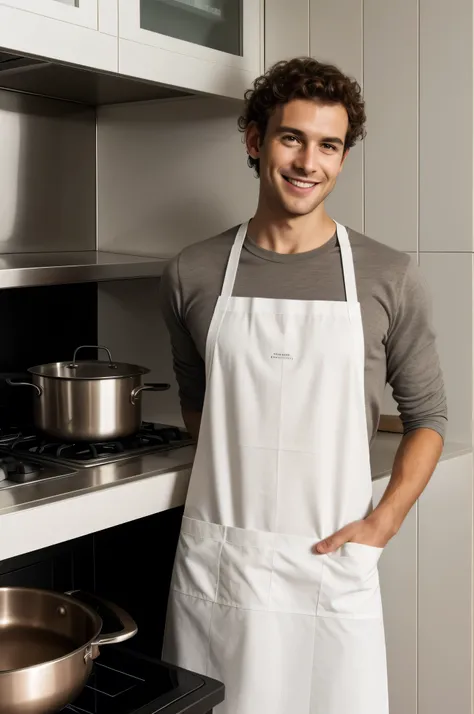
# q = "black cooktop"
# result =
<box><xmin>61</xmin><ymin>645</ymin><xmax>224</xmax><ymax>714</ymax></box>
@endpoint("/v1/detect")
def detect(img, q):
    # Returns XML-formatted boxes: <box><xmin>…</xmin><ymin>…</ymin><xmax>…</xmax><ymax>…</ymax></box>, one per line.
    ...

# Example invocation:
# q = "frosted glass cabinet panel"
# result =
<box><xmin>140</xmin><ymin>0</ymin><xmax>242</xmax><ymax>56</ymax></box>
<box><xmin>118</xmin><ymin>0</ymin><xmax>261</xmax><ymax>99</ymax></box>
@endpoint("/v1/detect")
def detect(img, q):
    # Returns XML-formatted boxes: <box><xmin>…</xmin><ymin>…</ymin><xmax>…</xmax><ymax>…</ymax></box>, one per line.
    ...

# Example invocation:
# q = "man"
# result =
<box><xmin>160</xmin><ymin>57</ymin><xmax>447</xmax><ymax>714</ymax></box>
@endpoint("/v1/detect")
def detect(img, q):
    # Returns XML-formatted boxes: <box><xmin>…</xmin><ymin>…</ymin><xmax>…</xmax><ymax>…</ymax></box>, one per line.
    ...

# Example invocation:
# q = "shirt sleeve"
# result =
<box><xmin>159</xmin><ymin>254</ymin><xmax>206</xmax><ymax>412</ymax></box>
<box><xmin>386</xmin><ymin>257</ymin><xmax>448</xmax><ymax>439</ymax></box>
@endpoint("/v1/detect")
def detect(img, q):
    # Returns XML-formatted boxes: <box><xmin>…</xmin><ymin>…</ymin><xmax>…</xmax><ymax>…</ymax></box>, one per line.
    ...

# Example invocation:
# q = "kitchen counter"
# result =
<box><xmin>0</xmin><ymin>433</ymin><xmax>470</xmax><ymax>561</ymax></box>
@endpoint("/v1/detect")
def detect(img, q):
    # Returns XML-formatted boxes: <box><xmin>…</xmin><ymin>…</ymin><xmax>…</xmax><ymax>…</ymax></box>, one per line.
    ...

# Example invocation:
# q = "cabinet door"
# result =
<box><xmin>0</xmin><ymin>3</ymin><xmax>117</xmax><ymax>72</ymax></box>
<box><xmin>418</xmin><ymin>453</ymin><xmax>473</xmax><ymax>714</ymax></box>
<box><xmin>118</xmin><ymin>0</ymin><xmax>261</xmax><ymax>99</ymax></box>
<box><xmin>0</xmin><ymin>0</ymin><xmax>98</xmax><ymax>29</ymax></box>
<box><xmin>373</xmin><ymin>476</ymin><xmax>417</xmax><ymax>714</ymax></box>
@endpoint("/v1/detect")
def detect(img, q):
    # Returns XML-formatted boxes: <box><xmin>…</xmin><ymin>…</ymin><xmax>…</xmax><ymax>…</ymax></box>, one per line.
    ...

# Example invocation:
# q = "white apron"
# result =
<box><xmin>163</xmin><ymin>222</ymin><xmax>389</xmax><ymax>714</ymax></box>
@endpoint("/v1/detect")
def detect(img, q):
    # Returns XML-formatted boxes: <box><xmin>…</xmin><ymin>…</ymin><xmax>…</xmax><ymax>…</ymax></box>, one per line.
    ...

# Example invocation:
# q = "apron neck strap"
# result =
<box><xmin>220</xmin><ymin>221</ymin><xmax>248</xmax><ymax>300</ymax></box>
<box><xmin>335</xmin><ymin>223</ymin><xmax>358</xmax><ymax>303</ymax></box>
<box><xmin>220</xmin><ymin>221</ymin><xmax>358</xmax><ymax>304</ymax></box>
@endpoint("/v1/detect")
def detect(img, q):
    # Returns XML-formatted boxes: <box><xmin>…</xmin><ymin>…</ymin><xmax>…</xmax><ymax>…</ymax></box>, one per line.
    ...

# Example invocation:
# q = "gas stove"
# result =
<box><xmin>0</xmin><ymin>422</ymin><xmax>193</xmax><ymax>485</ymax></box>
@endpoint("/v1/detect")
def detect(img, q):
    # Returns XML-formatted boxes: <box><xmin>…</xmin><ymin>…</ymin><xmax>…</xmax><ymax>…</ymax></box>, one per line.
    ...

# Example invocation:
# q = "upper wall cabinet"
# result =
<box><xmin>117</xmin><ymin>0</ymin><xmax>262</xmax><ymax>99</ymax></box>
<box><xmin>1</xmin><ymin>0</ymin><xmax>98</xmax><ymax>28</ymax></box>
<box><xmin>0</xmin><ymin>0</ymin><xmax>118</xmax><ymax>71</ymax></box>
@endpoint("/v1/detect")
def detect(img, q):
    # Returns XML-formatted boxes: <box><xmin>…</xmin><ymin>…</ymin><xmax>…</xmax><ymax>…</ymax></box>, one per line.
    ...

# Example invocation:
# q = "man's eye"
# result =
<box><xmin>282</xmin><ymin>135</ymin><xmax>299</xmax><ymax>144</ymax></box>
<box><xmin>322</xmin><ymin>143</ymin><xmax>337</xmax><ymax>151</ymax></box>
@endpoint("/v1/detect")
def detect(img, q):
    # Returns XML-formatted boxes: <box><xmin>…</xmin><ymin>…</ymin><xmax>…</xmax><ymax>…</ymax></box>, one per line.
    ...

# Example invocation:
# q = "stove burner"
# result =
<box><xmin>0</xmin><ymin>422</ymin><xmax>193</xmax><ymax>470</ymax></box>
<box><xmin>141</xmin><ymin>423</ymin><xmax>183</xmax><ymax>441</ymax></box>
<box><xmin>0</xmin><ymin>425</ymin><xmax>23</xmax><ymax>442</ymax></box>
<box><xmin>0</xmin><ymin>454</ymin><xmax>41</xmax><ymax>483</ymax></box>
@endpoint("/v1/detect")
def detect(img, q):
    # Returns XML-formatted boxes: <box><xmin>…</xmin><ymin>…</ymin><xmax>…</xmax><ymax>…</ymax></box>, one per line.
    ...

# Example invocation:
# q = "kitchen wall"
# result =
<box><xmin>325</xmin><ymin>0</ymin><xmax>473</xmax><ymax>445</ymax></box>
<box><xmin>270</xmin><ymin>0</ymin><xmax>473</xmax><ymax>444</ymax></box>
<box><xmin>96</xmin><ymin>96</ymin><xmax>258</xmax><ymax>421</ymax></box>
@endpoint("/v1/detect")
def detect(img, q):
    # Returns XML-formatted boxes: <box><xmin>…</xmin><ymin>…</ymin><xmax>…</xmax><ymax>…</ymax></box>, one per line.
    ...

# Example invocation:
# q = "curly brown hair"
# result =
<box><xmin>238</xmin><ymin>57</ymin><xmax>366</xmax><ymax>176</ymax></box>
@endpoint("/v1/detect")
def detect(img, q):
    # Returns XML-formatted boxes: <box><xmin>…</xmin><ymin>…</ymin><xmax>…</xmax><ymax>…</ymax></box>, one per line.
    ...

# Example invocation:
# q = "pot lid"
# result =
<box><xmin>28</xmin><ymin>360</ymin><xmax>149</xmax><ymax>380</ymax></box>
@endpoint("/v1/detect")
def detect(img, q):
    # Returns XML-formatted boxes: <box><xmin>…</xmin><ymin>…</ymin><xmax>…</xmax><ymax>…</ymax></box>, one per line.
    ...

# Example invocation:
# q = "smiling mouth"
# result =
<box><xmin>282</xmin><ymin>176</ymin><xmax>319</xmax><ymax>189</ymax></box>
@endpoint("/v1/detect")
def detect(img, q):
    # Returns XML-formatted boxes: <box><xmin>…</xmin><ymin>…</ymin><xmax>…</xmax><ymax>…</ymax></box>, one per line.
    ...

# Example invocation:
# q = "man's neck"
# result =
<box><xmin>248</xmin><ymin>205</ymin><xmax>336</xmax><ymax>255</ymax></box>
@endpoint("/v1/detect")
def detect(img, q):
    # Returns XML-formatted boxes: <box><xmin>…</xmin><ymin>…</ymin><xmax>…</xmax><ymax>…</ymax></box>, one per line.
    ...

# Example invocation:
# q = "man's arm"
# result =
<box><xmin>314</xmin><ymin>428</ymin><xmax>443</xmax><ymax>553</ymax></box>
<box><xmin>159</xmin><ymin>255</ymin><xmax>206</xmax><ymax>442</ymax></box>
<box><xmin>371</xmin><ymin>427</ymin><xmax>443</xmax><ymax>531</ymax></box>
<box><xmin>182</xmin><ymin>409</ymin><xmax>202</xmax><ymax>442</ymax></box>
<box><xmin>315</xmin><ymin>258</ymin><xmax>447</xmax><ymax>554</ymax></box>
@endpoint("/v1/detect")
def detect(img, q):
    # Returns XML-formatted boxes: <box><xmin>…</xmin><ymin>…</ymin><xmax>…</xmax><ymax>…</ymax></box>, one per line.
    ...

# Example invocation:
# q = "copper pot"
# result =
<box><xmin>0</xmin><ymin>587</ymin><xmax>137</xmax><ymax>713</ymax></box>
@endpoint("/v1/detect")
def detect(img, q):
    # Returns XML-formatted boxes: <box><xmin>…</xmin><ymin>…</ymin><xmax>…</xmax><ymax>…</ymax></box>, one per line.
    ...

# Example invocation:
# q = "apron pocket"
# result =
<box><xmin>172</xmin><ymin>517</ymin><xmax>224</xmax><ymax>602</ymax></box>
<box><xmin>317</xmin><ymin>542</ymin><xmax>383</xmax><ymax>619</ymax></box>
<box><xmin>216</xmin><ymin>524</ymin><xmax>275</xmax><ymax>611</ymax></box>
<box><xmin>269</xmin><ymin>533</ymin><xmax>324</xmax><ymax>615</ymax></box>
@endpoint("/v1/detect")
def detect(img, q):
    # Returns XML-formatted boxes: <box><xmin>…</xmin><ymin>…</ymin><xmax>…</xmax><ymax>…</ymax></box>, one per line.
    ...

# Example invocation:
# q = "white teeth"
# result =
<box><xmin>286</xmin><ymin>177</ymin><xmax>316</xmax><ymax>188</ymax></box>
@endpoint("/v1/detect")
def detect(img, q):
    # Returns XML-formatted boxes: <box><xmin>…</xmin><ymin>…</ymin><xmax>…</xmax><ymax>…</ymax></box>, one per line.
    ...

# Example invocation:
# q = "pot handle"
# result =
<box><xmin>5</xmin><ymin>378</ymin><xmax>42</xmax><ymax>397</ymax></box>
<box><xmin>130</xmin><ymin>382</ymin><xmax>171</xmax><ymax>405</ymax></box>
<box><xmin>65</xmin><ymin>590</ymin><xmax>138</xmax><ymax>661</ymax></box>
<box><xmin>69</xmin><ymin>345</ymin><xmax>117</xmax><ymax>369</ymax></box>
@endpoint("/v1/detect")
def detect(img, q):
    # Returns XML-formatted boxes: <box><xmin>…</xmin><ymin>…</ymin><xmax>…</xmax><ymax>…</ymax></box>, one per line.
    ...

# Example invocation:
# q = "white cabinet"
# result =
<box><xmin>0</xmin><ymin>0</ymin><xmax>259</xmax><ymax>97</ymax></box>
<box><xmin>373</xmin><ymin>450</ymin><xmax>473</xmax><ymax>714</ymax></box>
<box><xmin>0</xmin><ymin>1</ymin><xmax>118</xmax><ymax>71</ymax></box>
<box><xmin>373</xmin><ymin>476</ymin><xmax>417</xmax><ymax>714</ymax></box>
<box><xmin>0</xmin><ymin>0</ymin><xmax>98</xmax><ymax>29</ymax></box>
<box><xmin>418</xmin><ymin>453</ymin><xmax>473</xmax><ymax>714</ymax></box>
<box><xmin>118</xmin><ymin>0</ymin><xmax>262</xmax><ymax>99</ymax></box>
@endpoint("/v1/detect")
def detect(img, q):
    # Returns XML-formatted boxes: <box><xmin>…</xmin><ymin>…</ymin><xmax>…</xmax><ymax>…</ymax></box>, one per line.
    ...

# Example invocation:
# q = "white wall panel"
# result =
<box><xmin>309</xmin><ymin>0</ymin><xmax>364</xmax><ymax>232</ymax></box>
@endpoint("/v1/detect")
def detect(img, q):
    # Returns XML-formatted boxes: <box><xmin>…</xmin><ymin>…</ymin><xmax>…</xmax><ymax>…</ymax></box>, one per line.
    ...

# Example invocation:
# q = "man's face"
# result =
<box><xmin>247</xmin><ymin>98</ymin><xmax>349</xmax><ymax>217</ymax></box>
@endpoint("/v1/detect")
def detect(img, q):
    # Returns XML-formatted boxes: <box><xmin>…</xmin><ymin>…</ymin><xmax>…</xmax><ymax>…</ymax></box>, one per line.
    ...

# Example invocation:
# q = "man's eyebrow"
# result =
<box><xmin>275</xmin><ymin>126</ymin><xmax>344</xmax><ymax>146</ymax></box>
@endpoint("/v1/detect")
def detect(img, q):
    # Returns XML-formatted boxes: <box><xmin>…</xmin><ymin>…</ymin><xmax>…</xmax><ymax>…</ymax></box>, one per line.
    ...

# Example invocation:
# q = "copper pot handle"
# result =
<box><xmin>65</xmin><ymin>590</ymin><xmax>138</xmax><ymax>662</ymax></box>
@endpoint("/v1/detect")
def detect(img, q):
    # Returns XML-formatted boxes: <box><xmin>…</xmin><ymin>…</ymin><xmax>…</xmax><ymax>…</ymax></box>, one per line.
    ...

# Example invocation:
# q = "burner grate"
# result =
<box><xmin>0</xmin><ymin>422</ymin><xmax>192</xmax><ymax>469</ymax></box>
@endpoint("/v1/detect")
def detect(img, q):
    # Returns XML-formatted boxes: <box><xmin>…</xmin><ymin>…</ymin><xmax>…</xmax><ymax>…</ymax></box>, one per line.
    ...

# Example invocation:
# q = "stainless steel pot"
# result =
<box><xmin>0</xmin><ymin>587</ymin><xmax>137</xmax><ymax>714</ymax></box>
<box><xmin>6</xmin><ymin>345</ymin><xmax>170</xmax><ymax>441</ymax></box>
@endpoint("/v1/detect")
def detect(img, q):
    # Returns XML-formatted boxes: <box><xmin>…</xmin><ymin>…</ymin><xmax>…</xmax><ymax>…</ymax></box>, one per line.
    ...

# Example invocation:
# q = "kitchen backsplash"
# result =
<box><xmin>0</xmin><ymin>89</ymin><xmax>95</xmax><ymax>254</ymax></box>
<box><xmin>0</xmin><ymin>282</ymin><xmax>97</xmax><ymax>427</ymax></box>
<box><xmin>98</xmin><ymin>277</ymin><xmax>180</xmax><ymax>421</ymax></box>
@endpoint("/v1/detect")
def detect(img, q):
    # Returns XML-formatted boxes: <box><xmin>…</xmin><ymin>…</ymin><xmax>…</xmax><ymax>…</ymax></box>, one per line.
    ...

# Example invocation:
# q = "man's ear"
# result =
<box><xmin>245</xmin><ymin>122</ymin><xmax>261</xmax><ymax>160</ymax></box>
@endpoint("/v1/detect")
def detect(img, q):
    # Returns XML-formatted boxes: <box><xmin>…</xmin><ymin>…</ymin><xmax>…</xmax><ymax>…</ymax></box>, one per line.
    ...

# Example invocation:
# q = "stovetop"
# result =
<box><xmin>0</xmin><ymin>423</ymin><xmax>193</xmax><ymax>486</ymax></box>
<box><xmin>60</xmin><ymin>645</ymin><xmax>223</xmax><ymax>714</ymax></box>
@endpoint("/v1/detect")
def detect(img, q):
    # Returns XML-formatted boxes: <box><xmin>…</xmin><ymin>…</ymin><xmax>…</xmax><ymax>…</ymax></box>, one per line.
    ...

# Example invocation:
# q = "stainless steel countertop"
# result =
<box><xmin>0</xmin><ymin>251</ymin><xmax>170</xmax><ymax>288</ymax></box>
<box><xmin>0</xmin><ymin>445</ymin><xmax>196</xmax><ymax>516</ymax></box>
<box><xmin>0</xmin><ymin>435</ymin><xmax>470</xmax><ymax>518</ymax></box>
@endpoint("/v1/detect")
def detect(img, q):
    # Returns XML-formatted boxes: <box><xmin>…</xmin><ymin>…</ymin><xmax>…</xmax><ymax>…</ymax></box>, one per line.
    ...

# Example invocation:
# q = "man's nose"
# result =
<box><xmin>294</xmin><ymin>145</ymin><xmax>318</xmax><ymax>175</ymax></box>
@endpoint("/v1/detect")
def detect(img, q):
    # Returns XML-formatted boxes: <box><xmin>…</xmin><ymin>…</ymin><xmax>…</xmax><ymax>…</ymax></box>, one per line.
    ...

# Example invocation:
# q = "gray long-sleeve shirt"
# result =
<box><xmin>159</xmin><ymin>224</ymin><xmax>447</xmax><ymax>442</ymax></box>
